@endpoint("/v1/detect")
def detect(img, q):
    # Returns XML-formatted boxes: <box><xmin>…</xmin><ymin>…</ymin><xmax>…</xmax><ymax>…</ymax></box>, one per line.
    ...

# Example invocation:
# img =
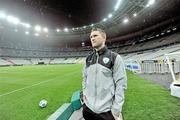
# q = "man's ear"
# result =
<box><xmin>103</xmin><ymin>34</ymin><xmax>106</xmax><ymax>42</ymax></box>
<box><xmin>104</xmin><ymin>34</ymin><xmax>106</xmax><ymax>40</ymax></box>
<box><xmin>101</xmin><ymin>32</ymin><xmax>106</xmax><ymax>39</ymax></box>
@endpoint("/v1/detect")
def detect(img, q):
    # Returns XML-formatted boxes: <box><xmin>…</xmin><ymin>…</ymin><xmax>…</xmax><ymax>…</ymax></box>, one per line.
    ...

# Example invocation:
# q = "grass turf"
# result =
<box><xmin>123</xmin><ymin>71</ymin><xmax>180</xmax><ymax>120</ymax></box>
<box><xmin>0</xmin><ymin>64</ymin><xmax>180</xmax><ymax>120</ymax></box>
<box><xmin>0</xmin><ymin>64</ymin><xmax>83</xmax><ymax>120</ymax></box>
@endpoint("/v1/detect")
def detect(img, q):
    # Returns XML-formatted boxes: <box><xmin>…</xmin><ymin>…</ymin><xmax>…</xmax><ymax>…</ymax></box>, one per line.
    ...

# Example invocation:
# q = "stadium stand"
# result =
<box><xmin>1</xmin><ymin>28</ymin><xmax>180</xmax><ymax>66</ymax></box>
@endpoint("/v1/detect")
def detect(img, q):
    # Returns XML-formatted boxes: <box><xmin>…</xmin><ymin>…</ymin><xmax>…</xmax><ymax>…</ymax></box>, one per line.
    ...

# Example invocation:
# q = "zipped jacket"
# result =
<box><xmin>82</xmin><ymin>46</ymin><xmax>127</xmax><ymax>115</ymax></box>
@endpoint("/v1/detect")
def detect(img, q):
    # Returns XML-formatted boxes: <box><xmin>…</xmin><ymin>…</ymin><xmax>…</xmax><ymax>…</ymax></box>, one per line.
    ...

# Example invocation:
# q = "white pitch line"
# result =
<box><xmin>0</xmin><ymin>70</ymin><xmax>80</xmax><ymax>97</ymax></box>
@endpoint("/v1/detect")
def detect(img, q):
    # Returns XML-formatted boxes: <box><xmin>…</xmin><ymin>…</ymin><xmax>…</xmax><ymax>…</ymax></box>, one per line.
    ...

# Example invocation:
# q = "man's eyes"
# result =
<box><xmin>90</xmin><ymin>35</ymin><xmax>98</xmax><ymax>38</ymax></box>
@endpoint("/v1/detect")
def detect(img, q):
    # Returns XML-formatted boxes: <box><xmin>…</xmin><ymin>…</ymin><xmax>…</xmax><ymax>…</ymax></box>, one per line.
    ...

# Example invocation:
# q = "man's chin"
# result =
<box><xmin>92</xmin><ymin>45</ymin><xmax>97</xmax><ymax>48</ymax></box>
<box><xmin>92</xmin><ymin>44</ymin><xmax>99</xmax><ymax>48</ymax></box>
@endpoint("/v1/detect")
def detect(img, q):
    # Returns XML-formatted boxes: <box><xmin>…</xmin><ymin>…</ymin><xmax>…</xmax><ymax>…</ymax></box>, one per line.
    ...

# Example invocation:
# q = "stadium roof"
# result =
<box><xmin>0</xmin><ymin>0</ymin><xmax>180</xmax><ymax>46</ymax></box>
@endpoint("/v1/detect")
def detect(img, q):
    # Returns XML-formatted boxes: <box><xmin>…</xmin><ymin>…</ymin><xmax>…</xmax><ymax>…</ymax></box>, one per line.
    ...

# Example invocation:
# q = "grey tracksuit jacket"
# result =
<box><xmin>82</xmin><ymin>47</ymin><xmax>127</xmax><ymax>115</ymax></box>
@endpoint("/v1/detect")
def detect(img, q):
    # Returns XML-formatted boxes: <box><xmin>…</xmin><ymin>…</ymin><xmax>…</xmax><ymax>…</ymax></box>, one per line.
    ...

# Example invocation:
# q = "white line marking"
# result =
<box><xmin>0</xmin><ymin>70</ymin><xmax>79</xmax><ymax>97</ymax></box>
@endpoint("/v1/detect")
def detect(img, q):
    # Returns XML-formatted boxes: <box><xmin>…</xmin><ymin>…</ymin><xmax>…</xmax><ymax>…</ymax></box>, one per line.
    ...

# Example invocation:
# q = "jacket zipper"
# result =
<box><xmin>94</xmin><ymin>52</ymin><xmax>99</xmax><ymax>110</ymax></box>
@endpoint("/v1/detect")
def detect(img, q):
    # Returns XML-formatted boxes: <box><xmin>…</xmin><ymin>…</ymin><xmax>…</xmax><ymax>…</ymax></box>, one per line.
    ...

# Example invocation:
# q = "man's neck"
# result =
<box><xmin>96</xmin><ymin>45</ymin><xmax>105</xmax><ymax>51</ymax></box>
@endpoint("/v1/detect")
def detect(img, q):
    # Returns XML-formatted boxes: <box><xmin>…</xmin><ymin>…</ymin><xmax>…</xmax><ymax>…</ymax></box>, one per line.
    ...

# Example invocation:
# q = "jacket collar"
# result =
<box><xmin>93</xmin><ymin>46</ymin><xmax>107</xmax><ymax>55</ymax></box>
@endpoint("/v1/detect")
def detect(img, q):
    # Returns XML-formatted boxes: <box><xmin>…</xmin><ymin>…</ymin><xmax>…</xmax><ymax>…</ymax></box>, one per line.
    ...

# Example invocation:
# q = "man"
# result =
<box><xmin>82</xmin><ymin>28</ymin><xmax>127</xmax><ymax>120</ymax></box>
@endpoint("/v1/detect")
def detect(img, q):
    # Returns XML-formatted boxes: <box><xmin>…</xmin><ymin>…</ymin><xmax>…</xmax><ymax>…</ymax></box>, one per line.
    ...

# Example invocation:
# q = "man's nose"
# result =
<box><xmin>91</xmin><ymin>38</ymin><xmax>95</xmax><ymax>41</ymax></box>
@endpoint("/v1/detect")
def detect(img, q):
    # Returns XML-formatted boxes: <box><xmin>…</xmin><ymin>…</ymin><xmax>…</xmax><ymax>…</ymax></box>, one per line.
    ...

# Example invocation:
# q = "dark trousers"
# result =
<box><xmin>82</xmin><ymin>104</ymin><xmax>115</xmax><ymax>120</ymax></box>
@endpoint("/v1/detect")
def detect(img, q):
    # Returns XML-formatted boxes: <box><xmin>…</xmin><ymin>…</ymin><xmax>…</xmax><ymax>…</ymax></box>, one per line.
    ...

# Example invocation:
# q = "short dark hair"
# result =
<box><xmin>91</xmin><ymin>27</ymin><xmax>106</xmax><ymax>34</ymax></box>
<box><xmin>91</xmin><ymin>27</ymin><xmax>106</xmax><ymax>39</ymax></box>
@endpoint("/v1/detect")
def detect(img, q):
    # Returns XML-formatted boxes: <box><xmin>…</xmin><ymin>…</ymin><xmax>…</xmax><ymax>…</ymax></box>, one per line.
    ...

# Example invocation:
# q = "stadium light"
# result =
<box><xmin>146</xmin><ymin>0</ymin><xmax>155</xmax><ymax>7</ymax></box>
<box><xmin>56</xmin><ymin>29</ymin><xmax>60</xmax><ymax>32</ymax></box>
<box><xmin>91</xmin><ymin>24</ymin><xmax>94</xmax><ymax>27</ymax></box>
<box><xmin>108</xmin><ymin>13</ymin><xmax>113</xmax><ymax>18</ymax></box>
<box><xmin>35</xmin><ymin>25</ymin><xmax>41</xmax><ymax>32</ymax></box>
<box><xmin>103</xmin><ymin>18</ymin><xmax>107</xmax><ymax>22</ymax></box>
<box><xmin>83</xmin><ymin>26</ymin><xmax>87</xmax><ymax>28</ymax></box>
<box><xmin>146</xmin><ymin>4</ymin><xmax>150</xmax><ymax>7</ymax></box>
<box><xmin>21</xmin><ymin>23</ymin><xmax>31</xmax><ymax>28</ymax></box>
<box><xmin>7</xmin><ymin>16</ymin><xmax>20</xmax><ymax>25</ymax></box>
<box><xmin>114</xmin><ymin>0</ymin><xmax>122</xmax><ymax>11</ymax></box>
<box><xmin>148</xmin><ymin>0</ymin><xmax>155</xmax><ymax>5</ymax></box>
<box><xmin>123</xmin><ymin>18</ymin><xmax>129</xmax><ymax>23</ymax></box>
<box><xmin>43</xmin><ymin>27</ymin><xmax>48</xmax><ymax>33</ymax></box>
<box><xmin>133</xmin><ymin>13</ymin><xmax>137</xmax><ymax>17</ymax></box>
<box><xmin>156</xmin><ymin>34</ymin><xmax>159</xmax><ymax>37</ymax></box>
<box><xmin>173</xmin><ymin>27</ymin><xmax>177</xmax><ymax>31</ymax></box>
<box><xmin>34</xmin><ymin>33</ymin><xmax>39</xmax><ymax>36</ymax></box>
<box><xmin>64</xmin><ymin>28</ymin><xmax>68</xmax><ymax>32</ymax></box>
<box><xmin>166</xmin><ymin>30</ymin><xmax>171</xmax><ymax>33</ymax></box>
<box><xmin>25</xmin><ymin>31</ymin><xmax>29</xmax><ymax>35</ymax></box>
<box><xmin>0</xmin><ymin>12</ymin><xmax>6</xmax><ymax>19</ymax></box>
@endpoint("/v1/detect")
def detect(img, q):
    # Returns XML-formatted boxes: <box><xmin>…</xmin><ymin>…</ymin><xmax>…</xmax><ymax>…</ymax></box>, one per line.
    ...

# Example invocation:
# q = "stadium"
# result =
<box><xmin>0</xmin><ymin>0</ymin><xmax>180</xmax><ymax>120</ymax></box>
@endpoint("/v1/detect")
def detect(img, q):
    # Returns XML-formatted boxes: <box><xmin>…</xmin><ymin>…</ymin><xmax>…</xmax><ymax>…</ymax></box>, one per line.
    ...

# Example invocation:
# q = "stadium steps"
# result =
<box><xmin>29</xmin><ymin>59</ymin><xmax>33</xmax><ymax>64</ymax></box>
<box><xmin>1</xmin><ymin>58</ymin><xmax>15</xmax><ymax>65</ymax></box>
<box><xmin>0</xmin><ymin>58</ymin><xmax>11</xmax><ymax>65</ymax></box>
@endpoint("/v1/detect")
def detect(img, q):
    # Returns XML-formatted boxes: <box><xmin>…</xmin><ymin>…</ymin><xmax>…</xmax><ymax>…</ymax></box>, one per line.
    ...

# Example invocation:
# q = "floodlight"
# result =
<box><xmin>123</xmin><ymin>18</ymin><xmax>129</xmax><ymax>23</ymax></box>
<box><xmin>7</xmin><ymin>16</ymin><xmax>20</xmax><ymax>25</ymax></box>
<box><xmin>108</xmin><ymin>13</ymin><xmax>113</xmax><ymax>18</ymax></box>
<box><xmin>43</xmin><ymin>27</ymin><xmax>48</xmax><ymax>33</ymax></box>
<box><xmin>35</xmin><ymin>25</ymin><xmax>41</xmax><ymax>32</ymax></box>
<box><xmin>114</xmin><ymin>0</ymin><xmax>122</xmax><ymax>11</ymax></box>
<box><xmin>25</xmin><ymin>31</ymin><xmax>29</xmax><ymax>35</ymax></box>
<box><xmin>0</xmin><ymin>12</ymin><xmax>6</xmax><ymax>19</ymax></box>
<box><xmin>64</xmin><ymin>28</ymin><xmax>68</xmax><ymax>32</ymax></box>
<box><xmin>56</xmin><ymin>29</ymin><xmax>60</xmax><ymax>32</ymax></box>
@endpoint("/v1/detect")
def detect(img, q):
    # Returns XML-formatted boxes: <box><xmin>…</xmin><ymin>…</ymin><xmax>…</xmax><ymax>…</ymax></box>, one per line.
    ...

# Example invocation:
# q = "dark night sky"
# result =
<box><xmin>0</xmin><ymin>0</ymin><xmax>117</xmax><ymax>28</ymax></box>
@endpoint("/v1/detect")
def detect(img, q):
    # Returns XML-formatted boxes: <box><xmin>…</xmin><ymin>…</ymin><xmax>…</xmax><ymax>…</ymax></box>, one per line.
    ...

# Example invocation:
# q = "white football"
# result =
<box><xmin>39</xmin><ymin>99</ymin><xmax>47</xmax><ymax>108</ymax></box>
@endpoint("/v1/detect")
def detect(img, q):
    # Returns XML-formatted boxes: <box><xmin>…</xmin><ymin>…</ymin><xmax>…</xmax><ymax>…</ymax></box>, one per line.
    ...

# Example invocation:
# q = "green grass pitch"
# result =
<box><xmin>0</xmin><ymin>64</ymin><xmax>180</xmax><ymax>120</ymax></box>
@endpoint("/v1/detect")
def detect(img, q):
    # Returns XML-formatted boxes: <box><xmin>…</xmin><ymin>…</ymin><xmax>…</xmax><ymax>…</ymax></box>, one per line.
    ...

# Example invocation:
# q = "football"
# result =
<box><xmin>39</xmin><ymin>99</ymin><xmax>47</xmax><ymax>108</ymax></box>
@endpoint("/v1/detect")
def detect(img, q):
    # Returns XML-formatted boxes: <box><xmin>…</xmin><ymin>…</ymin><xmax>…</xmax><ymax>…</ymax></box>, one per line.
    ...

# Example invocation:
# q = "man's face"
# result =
<box><xmin>90</xmin><ymin>31</ymin><xmax>106</xmax><ymax>49</ymax></box>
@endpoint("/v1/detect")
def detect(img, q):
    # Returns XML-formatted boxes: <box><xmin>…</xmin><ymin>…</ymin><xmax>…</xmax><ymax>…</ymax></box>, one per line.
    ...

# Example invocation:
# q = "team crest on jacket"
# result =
<box><xmin>103</xmin><ymin>57</ymin><xmax>109</xmax><ymax>64</ymax></box>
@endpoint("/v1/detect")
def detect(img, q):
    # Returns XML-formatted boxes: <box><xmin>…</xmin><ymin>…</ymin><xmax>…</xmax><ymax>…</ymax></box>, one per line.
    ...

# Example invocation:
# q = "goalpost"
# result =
<box><xmin>164</xmin><ymin>52</ymin><xmax>180</xmax><ymax>98</ymax></box>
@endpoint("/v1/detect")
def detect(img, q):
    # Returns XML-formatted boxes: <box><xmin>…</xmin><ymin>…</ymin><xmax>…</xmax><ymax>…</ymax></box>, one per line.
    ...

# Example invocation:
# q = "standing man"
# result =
<box><xmin>82</xmin><ymin>28</ymin><xmax>127</xmax><ymax>120</ymax></box>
